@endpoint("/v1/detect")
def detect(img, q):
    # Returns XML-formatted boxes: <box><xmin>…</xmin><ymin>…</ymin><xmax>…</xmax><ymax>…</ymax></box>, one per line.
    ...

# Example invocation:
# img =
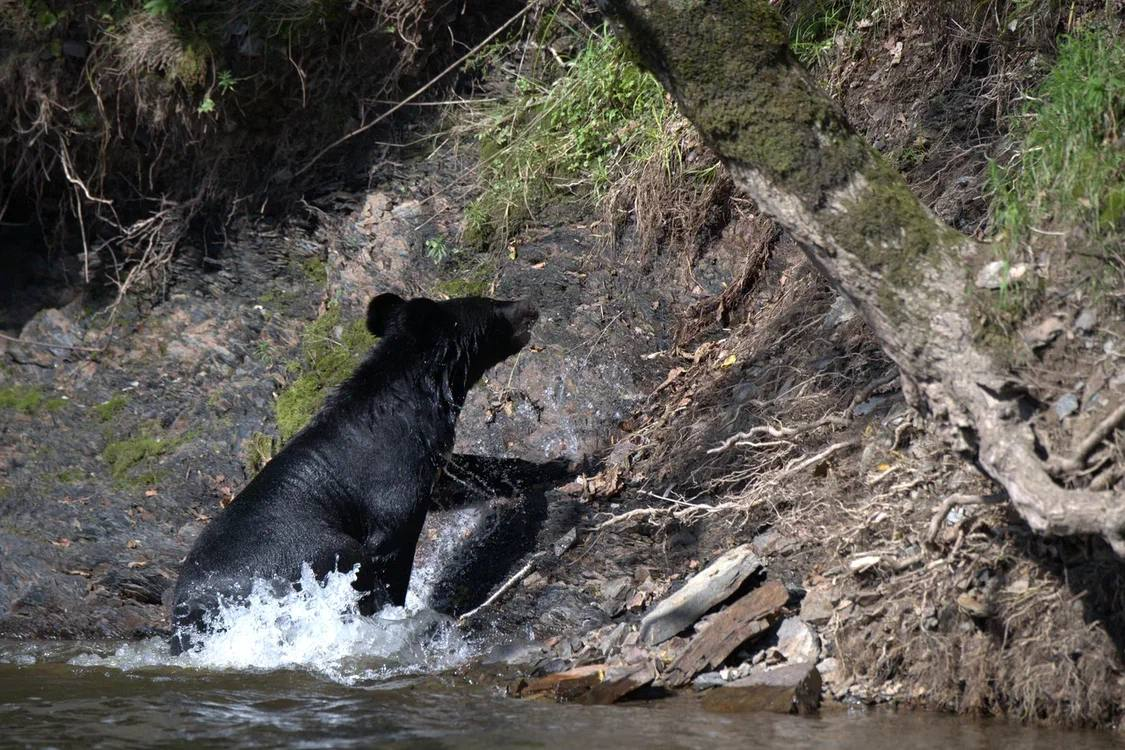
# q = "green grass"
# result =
<box><xmin>242</xmin><ymin>431</ymin><xmax>275</xmax><ymax>476</ymax></box>
<box><xmin>274</xmin><ymin>303</ymin><xmax>377</xmax><ymax>443</ymax></box>
<box><xmin>989</xmin><ymin>25</ymin><xmax>1125</xmax><ymax>250</ymax></box>
<box><xmin>0</xmin><ymin>384</ymin><xmax>66</xmax><ymax>415</ymax></box>
<box><xmin>785</xmin><ymin>0</ymin><xmax>880</xmax><ymax>68</ymax></box>
<box><xmin>463</xmin><ymin>29</ymin><xmax>676</xmax><ymax>250</ymax></box>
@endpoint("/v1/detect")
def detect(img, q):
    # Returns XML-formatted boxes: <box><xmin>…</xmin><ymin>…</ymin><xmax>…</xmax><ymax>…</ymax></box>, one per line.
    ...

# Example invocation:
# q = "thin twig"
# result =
<box><xmin>457</xmin><ymin>551</ymin><xmax>545</xmax><ymax>624</ymax></box>
<box><xmin>0</xmin><ymin>330</ymin><xmax>105</xmax><ymax>353</ymax></box>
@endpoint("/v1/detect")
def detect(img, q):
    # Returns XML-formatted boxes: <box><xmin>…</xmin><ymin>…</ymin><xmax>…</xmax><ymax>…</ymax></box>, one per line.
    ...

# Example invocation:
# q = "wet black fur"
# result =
<box><xmin>169</xmin><ymin>295</ymin><xmax>537</xmax><ymax>653</ymax></box>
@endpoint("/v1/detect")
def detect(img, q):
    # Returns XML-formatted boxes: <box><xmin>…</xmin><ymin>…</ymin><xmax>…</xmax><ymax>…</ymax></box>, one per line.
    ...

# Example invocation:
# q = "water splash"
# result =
<box><xmin>68</xmin><ymin>564</ymin><xmax>475</xmax><ymax>684</ymax></box>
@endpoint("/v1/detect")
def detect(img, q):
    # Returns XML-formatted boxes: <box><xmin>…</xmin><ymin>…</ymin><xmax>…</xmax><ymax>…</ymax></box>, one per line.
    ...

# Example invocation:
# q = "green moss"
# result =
<box><xmin>101</xmin><ymin>424</ymin><xmax>186</xmax><ymax>487</ymax></box>
<box><xmin>0</xmin><ymin>384</ymin><xmax>66</xmax><ymax>415</ymax></box>
<box><xmin>55</xmin><ymin>467</ymin><xmax>86</xmax><ymax>484</ymax></box>
<box><xmin>299</xmin><ymin>256</ymin><xmax>328</xmax><ymax>286</ymax></box>
<box><xmin>433</xmin><ymin>261</ymin><xmax>495</xmax><ymax>299</ymax></box>
<box><xmin>92</xmin><ymin>393</ymin><xmax>128</xmax><ymax>423</ymax></box>
<box><xmin>274</xmin><ymin>304</ymin><xmax>377</xmax><ymax>443</ymax></box>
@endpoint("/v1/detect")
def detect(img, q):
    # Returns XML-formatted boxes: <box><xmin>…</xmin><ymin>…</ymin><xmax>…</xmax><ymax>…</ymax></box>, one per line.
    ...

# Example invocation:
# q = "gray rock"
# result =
<box><xmin>1075</xmin><ymin>307</ymin><xmax>1098</xmax><ymax>333</ymax></box>
<box><xmin>701</xmin><ymin>662</ymin><xmax>822</xmax><ymax>714</ymax></box>
<box><xmin>1054</xmin><ymin>392</ymin><xmax>1080</xmax><ymax>420</ymax></box>
<box><xmin>799</xmin><ymin>587</ymin><xmax>836</xmax><ymax>625</ymax></box>
<box><xmin>824</xmin><ymin>295</ymin><xmax>858</xmax><ymax>328</ymax></box>
<box><xmin>638</xmin><ymin>545</ymin><xmax>763</xmax><ymax>646</ymax></box>
<box><xmin>776</xmin><ymin>617</ymin><xmax>821</xmax><ymax>663</ymax></box>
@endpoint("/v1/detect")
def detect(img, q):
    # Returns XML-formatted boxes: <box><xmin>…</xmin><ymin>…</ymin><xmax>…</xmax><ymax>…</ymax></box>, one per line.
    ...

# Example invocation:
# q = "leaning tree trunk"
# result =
<box><xmin>599</xmin><ymin>0</ymin><xmax>1125</xmax><ymax>553</ymax></box>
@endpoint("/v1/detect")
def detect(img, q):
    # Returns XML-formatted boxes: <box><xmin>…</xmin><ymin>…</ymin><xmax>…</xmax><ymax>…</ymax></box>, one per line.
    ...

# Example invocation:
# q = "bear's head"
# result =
<box><xmin>366</xmin><ymin>293</ymin><xmax>538</xmax><ymax>391</ymax></box>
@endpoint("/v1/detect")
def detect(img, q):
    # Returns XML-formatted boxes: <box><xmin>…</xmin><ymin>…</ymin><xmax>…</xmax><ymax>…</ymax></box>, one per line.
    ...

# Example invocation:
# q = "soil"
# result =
<box><xmin>1</xmin><ymin>0</ymin><xmax>1123</xmax><ymax>730</ymax></box>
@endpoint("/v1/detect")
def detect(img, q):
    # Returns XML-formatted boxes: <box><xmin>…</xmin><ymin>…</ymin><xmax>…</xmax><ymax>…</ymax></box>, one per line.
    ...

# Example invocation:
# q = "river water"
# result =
<box><xmin>1</xmin><ymin>570</ymin><xmax>1120</xmax><ymax>749</ymax></box>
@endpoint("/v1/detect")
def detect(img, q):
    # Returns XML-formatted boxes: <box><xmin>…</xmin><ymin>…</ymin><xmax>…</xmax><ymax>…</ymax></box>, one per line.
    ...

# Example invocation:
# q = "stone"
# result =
<box><xmin>553</xmin><ymin>527</ymin><xmax>578</xmax><ymax>557</ymax></box>
<box><xmin>661</xmin><ymin>580</ymin><xmax>789</xmax><ymax>687</ymax></box>
<box><xmin>1054</xmin><ymin>393</ymin><xmax>1079</xmax><ymax>420</ymax></box>
<box><xmin>701</xmin><ymin>662</ymin><xmax>822</xmax><ymax>715</ymax></box>
<box><xmin>750</xmin><ymin>529</ymin><xmax>797</xmax><ymax>557</ymax></box>
<box><xmin>1075</xmin><ymin>307</ymin><xmax>1098</xmax><ymax>333</ymax></box>
<box><xmin>817</xmin><ymin>657</ymin><xmax>851</xmax><ymax>698</ymax></box>
<box><xmin>638</xmin><ymin>545</ymin><xmax>763</xmax><ymax>646</ymax></box>
<box><xmin>518</xmin><ymin>664</ymin><xmax>607</xmax><ymax>702</ymax></box>
<box><xmin>578</xmin><ymin>662</ymin><xmax>657</xmax><ymax>705</ymax></box>
<box><xmin>823</xmin><ymin>295</ymin><xmax>858</xmax><ymax>328</ymax></box>
<box><xmin>775</xmin><ymin>617</ymin><xmax>820</xmax><ymax>664</ymax></box>
<box><xmin>798</xmin><ymin>587</ymin><xmax>835</xmax><ymax>625</ymax></box>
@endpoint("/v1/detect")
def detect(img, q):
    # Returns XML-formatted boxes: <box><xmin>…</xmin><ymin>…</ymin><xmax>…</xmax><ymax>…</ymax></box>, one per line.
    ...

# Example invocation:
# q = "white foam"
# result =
<box><xmin>68</xmin><ymin>564</ymin><xmax>475</xmax><ymax>684</ymax></box>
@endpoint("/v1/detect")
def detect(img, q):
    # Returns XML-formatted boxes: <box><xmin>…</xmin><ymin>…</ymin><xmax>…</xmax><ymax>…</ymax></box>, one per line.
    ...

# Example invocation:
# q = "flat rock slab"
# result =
<box><xmin>639</xmin><ymin>545</ymin><xmax>763</xmax><ymax>646</ymax></box>
<box><xmin>701</xmin><ymin>662</ymin><xmax>822</xmax><ymax>715</ymax></box>
<box><xmin>578</xmin><ymin>662</ymin><xmax>658</xmax><ymax>705</ymax></box>
<box><xmin>662</xmin><ymin>579</ymin><xmax>789</xmax><ymax>687</ymax></box>
<box><xmin>515</xmin><ymin>664</ymin><xmax>607</xmax><ymax>702</ymax></box>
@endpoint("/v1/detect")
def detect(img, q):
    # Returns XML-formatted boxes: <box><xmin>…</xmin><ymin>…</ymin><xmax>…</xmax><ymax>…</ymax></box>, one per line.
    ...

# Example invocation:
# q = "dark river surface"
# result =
<box><xmin>1</xmin><ymin>571</ymin><xmax>1121</xmax><ymax>749</ymax></box>
<box><xmin>3</xmin><ymin>641</ymin><xmax>1123</xmax><ymax>750</ymax></box>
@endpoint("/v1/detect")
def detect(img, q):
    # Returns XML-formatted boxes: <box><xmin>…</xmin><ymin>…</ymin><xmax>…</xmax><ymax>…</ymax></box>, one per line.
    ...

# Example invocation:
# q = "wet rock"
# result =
<box><xmin>798</xmin><ymin>587</ymin><xmax>836</xmax><ymax>625</ymax></box>
<box><xmin>638</xmin><ymin>545</ymin><xmax>763</xmax><ymax>646</ymax></box>
<box><xmin>662</xmin><ymin>580</ymin><xmax>788</xmax><ymax>687</ymax></box>
<box><xmin>701</xmin><ymin>662</ymin><xmax>822</xmax><ymax>715</ymax></box>
<box><xmin>517</xmin><ymin>664</ymin><xmax>607</xmax><ymax>702</ymax></box>
<box><xmin>578</xmin><ymin>662</ymin><xmax>657</xmax><ymax>705</ymax></box>
<box><xmin>776</xmin><ymin>617</ymin><xmax>821</xmax><ymax>664</ymax></box>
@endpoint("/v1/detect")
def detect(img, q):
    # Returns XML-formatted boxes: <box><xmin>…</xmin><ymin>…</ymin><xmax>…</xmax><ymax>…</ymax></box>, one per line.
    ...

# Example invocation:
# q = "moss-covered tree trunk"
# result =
<box><xmin>600</xmin><ymin>0</ymin><xmax>1125</xmax><ymax>553</ymax></box>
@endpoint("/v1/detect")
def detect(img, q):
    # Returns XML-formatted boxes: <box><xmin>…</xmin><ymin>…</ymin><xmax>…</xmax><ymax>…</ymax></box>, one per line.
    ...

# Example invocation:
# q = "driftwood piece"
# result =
<box><xmin>662</xmin><ymin>579</ymin><xmax>789</xmax><ymax>687</ymax></box>
<box><xmin>638</xmin><ymin>544</ymin><xmax>763</xmax><ymax>646</ymax></box>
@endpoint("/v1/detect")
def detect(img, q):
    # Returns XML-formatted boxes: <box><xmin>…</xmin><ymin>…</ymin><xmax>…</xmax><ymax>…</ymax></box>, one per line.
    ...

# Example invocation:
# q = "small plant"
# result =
<box><xmin>142</xmin><ymin>0</ymin><xmax>174</xmax><ymax>16</ymax></box>
<box><xmin>217</xmin><ymin>69</ymin><xmax>237</xmax><ymax>95</ymax></box>
<box><xmin>243</xmin><ymin>432</ymin><xmax>276</xmax><ymax>476</ymax></box>
<box><xmin>101</xmin><ymin>424</ymin><xmax>186</xmax><ymax>487</ymax></box>
<box><xmin>424</xmin><ymin>236</ymin><xmax>455</xmax><ymax>263</ymax></box>
<box><xmin>197</xmin><ymin>95</ymin><xmax>216</xmax><ymax>114</ymax></box>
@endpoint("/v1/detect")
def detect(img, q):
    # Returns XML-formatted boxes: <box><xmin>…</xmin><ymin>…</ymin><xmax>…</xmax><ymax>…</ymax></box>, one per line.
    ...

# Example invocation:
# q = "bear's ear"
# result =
<box><xmin>366</xmin><ymin>293</ymin><xmax>405</xmax><ymax>336</ymax></box>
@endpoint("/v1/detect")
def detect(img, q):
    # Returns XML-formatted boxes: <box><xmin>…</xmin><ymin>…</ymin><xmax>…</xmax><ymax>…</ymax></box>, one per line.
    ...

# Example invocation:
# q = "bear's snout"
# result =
<box><xmin>507</xmin><ymin>300</ymin><xmax>538</xmax><ymax>346</ymax></box>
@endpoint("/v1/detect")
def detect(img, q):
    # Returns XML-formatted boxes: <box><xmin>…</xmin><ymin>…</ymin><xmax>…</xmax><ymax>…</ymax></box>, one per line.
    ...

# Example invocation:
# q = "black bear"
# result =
<box><xmin>169</xmin><ymin>293</ymin><xmax>538</xmax><ymax>653</ymax></box>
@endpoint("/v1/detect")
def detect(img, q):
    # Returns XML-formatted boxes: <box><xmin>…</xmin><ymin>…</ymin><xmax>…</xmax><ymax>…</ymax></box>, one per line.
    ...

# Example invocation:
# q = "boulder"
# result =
<box><xmin>701</xmin><ymin>662</ymin><xmax>822</xmax><ymax>715</ymax></box>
